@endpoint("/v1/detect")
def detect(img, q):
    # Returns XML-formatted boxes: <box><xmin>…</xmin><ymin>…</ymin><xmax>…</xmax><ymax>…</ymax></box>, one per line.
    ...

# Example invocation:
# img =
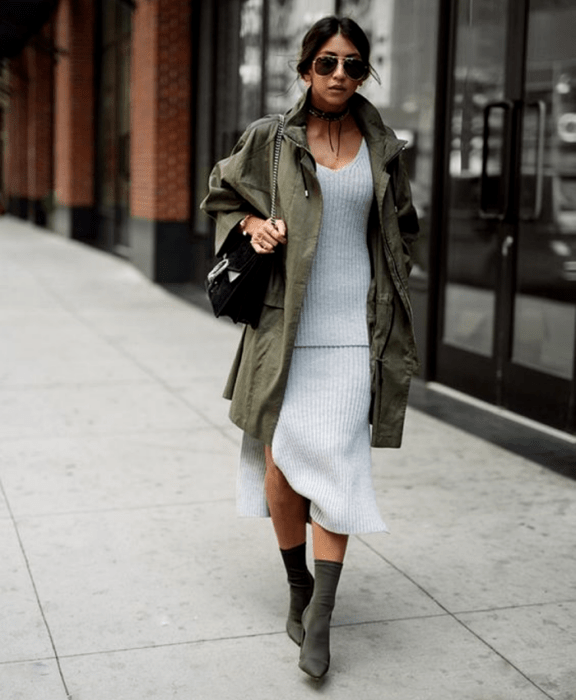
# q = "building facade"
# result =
<box><xmin>2</xmin><ymin>0</ymin><xmax>576</xmax><ymax>437</ymax></box>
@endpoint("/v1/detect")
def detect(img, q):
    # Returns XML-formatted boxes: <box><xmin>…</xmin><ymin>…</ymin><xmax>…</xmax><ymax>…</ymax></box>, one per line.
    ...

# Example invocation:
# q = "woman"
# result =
<box><xmin>201</xmin><ymin>16</ymin><xmax>419</xmax><ymax>679</ymax></box>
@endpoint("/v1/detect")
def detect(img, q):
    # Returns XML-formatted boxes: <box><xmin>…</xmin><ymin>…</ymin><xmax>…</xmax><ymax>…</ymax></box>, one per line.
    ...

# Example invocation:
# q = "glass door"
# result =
<box><xmin>506</xmin><ymin>0</ymin><xmax>576</xmax><ymax>427</ymax></box>
<box><xmin>436</xmin><ymin>0</ymin><xmax>576</xmax><ymax>433</ymax></box>
<box><xmin>437</xmin><ymin>0</ymin><xmax>514</xmax><ymax>404</ymax></box>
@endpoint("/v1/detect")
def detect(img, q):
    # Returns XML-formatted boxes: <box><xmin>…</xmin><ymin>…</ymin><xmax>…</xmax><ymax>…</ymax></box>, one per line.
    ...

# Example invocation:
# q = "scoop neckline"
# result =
<box><xmin>317</xmin><ymin>138</ymin><xmax>366</xmax><ymax>173</ymax></box>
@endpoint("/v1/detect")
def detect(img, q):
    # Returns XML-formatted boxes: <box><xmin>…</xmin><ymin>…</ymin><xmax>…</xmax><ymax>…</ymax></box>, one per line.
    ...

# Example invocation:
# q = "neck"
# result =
<box><xmin>308</xmin><ymin>103</ymin><xmax>350</xmax><ymax>122</ymax></box>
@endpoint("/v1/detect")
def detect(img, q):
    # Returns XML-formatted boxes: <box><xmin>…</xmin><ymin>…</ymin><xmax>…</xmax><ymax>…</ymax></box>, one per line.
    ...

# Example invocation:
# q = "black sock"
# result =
<box><xmin>280</xmin><ymin>542</ymin><xmax>313</xmax><ymax>588</ymax></box>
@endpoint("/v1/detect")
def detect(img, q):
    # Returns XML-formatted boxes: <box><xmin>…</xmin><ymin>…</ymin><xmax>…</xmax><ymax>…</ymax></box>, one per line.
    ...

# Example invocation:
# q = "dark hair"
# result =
<box><xmin>296</xmin><ymin>16</ymin><xmax>372</xmax><ymax>78</ymax></box>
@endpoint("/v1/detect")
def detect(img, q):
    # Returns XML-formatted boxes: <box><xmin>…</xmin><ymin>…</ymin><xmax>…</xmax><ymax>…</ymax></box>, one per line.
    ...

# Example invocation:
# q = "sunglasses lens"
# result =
<box><xmin>345</xmin><ymin>59</ymin><xmax>368</xmax><ymax>80</ymax></box>
<box><xmin>314</xmin><ymin>56</ymin><xmax>367</xmax><ymax>80</ymax></box>
<box><xmin>315</xmin><ymin>56</ymin><xmax>338</xmax><ymax>76</ymax></box>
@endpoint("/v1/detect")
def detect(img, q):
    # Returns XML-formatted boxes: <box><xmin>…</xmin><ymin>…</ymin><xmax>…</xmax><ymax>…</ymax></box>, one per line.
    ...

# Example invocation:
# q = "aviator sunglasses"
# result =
<box><xmin>312</xmin><ymin>55</ymin><xmax>369</xmax><ymax>81</ymax></box>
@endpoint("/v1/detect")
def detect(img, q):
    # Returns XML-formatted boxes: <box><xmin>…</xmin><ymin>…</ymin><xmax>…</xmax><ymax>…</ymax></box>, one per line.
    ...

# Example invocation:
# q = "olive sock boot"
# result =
<box><xmin>280</xmin><ymin>543</ymin><xmax>315</xmax><ymax>645</ymax></box>
<box><xmin>298</xmin><ymin>559</ymin><xmax>343</xmax><ymax>679</ymax></box>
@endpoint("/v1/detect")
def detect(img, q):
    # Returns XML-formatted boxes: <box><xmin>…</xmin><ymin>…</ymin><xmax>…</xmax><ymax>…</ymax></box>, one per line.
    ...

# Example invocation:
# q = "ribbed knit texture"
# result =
<box><xmin>272</xmin><ymin>346</ymin><xmax>387</xmax><ymax>534</ymax></box>
<box><xmin>295</xmin><ymin>139</ymin><xmax>372</xmax><ymax>347</ymax></box>
<box><xmin>236</xmin><ymin>139</ymin><xmax>388</xmax><ymax>535</ymax></box>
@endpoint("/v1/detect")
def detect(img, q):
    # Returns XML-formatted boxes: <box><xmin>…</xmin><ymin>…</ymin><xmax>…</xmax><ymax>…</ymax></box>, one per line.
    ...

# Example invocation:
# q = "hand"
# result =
<box><xmin>243</xmin><ymin>216</ymin><xmax>287</xmax><ymax>255</ymax></box>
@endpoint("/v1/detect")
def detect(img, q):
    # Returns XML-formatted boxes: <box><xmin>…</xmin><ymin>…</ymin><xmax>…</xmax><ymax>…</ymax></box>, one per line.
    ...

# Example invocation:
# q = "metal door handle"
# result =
<box><xmin>479</xmin><ymin>100</ymin><xmax>514</xmax><ymax>221</ymax></box>
<box><xmin>521</xmin><ymin>100</ymin><xmax>546</xmax><ymax>221</ymax></box>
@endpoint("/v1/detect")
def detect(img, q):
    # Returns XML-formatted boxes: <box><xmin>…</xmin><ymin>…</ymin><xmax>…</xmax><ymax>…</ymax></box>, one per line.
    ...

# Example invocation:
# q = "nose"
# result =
<box><xmin>333</xmin><ymin>59</ymin><xmax>346</xmax><ymax>79</ymax></box>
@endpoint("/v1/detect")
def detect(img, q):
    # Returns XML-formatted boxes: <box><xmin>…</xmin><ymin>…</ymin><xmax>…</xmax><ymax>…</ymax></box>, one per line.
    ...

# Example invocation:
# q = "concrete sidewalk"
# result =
<box><xmin>1</xmin><ymin>215</ymin><xmax>575</xmax><ymax>700</ymax></box>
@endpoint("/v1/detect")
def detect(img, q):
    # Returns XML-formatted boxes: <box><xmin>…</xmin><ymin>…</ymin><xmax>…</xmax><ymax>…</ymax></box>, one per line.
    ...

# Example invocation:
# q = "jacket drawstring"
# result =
<box><xmin>300</xmin><ymin>162</ymin><xmax>309</xmax><ymax>198</ymax></box>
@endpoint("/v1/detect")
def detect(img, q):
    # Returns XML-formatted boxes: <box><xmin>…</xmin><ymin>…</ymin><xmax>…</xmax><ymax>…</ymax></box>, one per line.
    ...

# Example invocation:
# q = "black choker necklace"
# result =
<box><xmin>308</xmin><ymin>105</ymin><xmax>349</xmax><ymax>122</ymax></box>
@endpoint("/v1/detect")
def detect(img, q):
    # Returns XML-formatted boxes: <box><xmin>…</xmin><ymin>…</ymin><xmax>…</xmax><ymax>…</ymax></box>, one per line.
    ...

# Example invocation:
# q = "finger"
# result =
<box><xmin>262</xmin><ymin>221</ymin><xmax>286</xmax><ymax>246</ymax></box>
<box><xmin>259</xmin><ymin>229</ymin><xmax>280</xmax><ymax>248</ymax></box>
<box><xmin>269</xmin><ymin>226</ymin><xmax>287</xmax><ymax>245</ymax></box>
<box><xmin>251</xmin><ymin>238</ymin><xmax>274</xmax><ymax>254</ymax></box>
<box><xmin>265</xmin><ymin>218</ymin><xmax>286</xmax><ymax>237</ymax></box>
<box><xmin>274</xmin><ymin>219</ymin><xmax>287</xmax><ymax>238</ymax></box>
<box><xmin>261</xmin><ymin>234</ymin><xmax>279</xmax><ymax>249</ymax></box>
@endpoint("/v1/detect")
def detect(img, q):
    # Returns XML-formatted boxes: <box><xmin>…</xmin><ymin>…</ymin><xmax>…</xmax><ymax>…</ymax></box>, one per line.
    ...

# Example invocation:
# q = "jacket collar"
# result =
<box><xmin>283</xmin><ymin>88</ymin><xmax>406</xmax><ymax>167</ymax></box>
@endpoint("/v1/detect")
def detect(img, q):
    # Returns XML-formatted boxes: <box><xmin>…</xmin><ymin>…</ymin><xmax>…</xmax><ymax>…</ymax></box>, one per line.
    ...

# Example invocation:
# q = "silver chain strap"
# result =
<box><xmin>269</xmin><ymin>114</ymin><xmax>285</xmax><ymax>225</ymax></box>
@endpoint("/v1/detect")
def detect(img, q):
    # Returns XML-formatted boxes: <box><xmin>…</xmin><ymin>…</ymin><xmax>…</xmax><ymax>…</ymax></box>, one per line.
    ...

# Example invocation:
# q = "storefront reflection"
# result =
<box><xmin>513</xmin><ymin>24</ymin><xmax>576</xmax><ymax>380</ymax></box>
<box><xmin>442</xmin><ymin>0</ymin><xmax>576</xmax><ymax>381</ymax></box>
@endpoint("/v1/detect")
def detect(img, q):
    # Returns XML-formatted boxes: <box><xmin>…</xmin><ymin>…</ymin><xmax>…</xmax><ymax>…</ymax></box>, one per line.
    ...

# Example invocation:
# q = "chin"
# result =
<box><xmin>317</xmin><ymin>91</ymin><xmax>352</xmax><ymax>110</ymax></box>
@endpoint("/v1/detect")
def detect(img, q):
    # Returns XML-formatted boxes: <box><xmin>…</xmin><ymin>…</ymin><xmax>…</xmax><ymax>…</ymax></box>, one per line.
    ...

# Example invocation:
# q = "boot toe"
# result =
<box><xmin>286</xmin><ymin>618</ymin><xmax>304</xmax><ymax>646</ymax></box>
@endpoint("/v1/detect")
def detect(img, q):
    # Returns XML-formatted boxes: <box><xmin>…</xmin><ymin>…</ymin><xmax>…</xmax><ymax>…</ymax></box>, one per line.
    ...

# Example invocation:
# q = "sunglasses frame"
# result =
<box><xmin>312</xmin><ymin>55</ymin><xmax>369</xmax><ymax>82</ymax></box>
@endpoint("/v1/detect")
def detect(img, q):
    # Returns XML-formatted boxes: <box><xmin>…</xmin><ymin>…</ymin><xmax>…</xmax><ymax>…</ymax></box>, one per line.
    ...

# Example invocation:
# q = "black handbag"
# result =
<box><xmin>206</xmin><ymin>115</ymin><xmax>285</xmax><ymax>328</ymax></box>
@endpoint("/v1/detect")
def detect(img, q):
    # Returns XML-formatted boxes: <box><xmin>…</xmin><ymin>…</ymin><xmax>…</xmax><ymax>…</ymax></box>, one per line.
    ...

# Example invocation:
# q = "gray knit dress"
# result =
<box><xmin>237</xmin><ymin>139</ymin><xmax>388</xmax><ymax>535</ymax></box>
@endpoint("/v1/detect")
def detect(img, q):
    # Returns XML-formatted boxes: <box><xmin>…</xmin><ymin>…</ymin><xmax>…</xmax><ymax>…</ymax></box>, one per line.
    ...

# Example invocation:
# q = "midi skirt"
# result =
<box><xmin>237</xmin><ymin>345</ymin><xmax>388</xmax><ymax>535</ymax></box>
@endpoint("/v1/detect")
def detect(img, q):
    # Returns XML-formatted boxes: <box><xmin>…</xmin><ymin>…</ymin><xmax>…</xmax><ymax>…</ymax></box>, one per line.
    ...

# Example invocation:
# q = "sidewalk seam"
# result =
<box><xmin>11</xmin><ymin>497</ymin><xmax>236</xmax><ymax>519</ymax></box>
<box><xmin>0</xmin><ymin>477</ymin><xmax>72</xmax><ymax>699</ymax></box>
<box><xmin>356</xmin><ymin>535</ymin><xmax>557</xmax><ymax>700</ymax></box>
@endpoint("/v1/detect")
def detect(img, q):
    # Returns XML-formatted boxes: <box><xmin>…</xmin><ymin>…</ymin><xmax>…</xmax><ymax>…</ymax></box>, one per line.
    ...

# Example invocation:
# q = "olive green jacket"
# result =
<box><xmin>200</xmin><ymin>90</ymin><xmax>419</xmax><ymax>448</ymax></box>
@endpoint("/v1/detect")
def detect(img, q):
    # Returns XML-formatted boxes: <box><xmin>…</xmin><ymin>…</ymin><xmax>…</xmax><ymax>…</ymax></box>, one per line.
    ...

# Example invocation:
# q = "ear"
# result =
<box><xmin>301</xmin><ymin>72</ymin><xmax>312</xmax><ymax>87</ymax></box>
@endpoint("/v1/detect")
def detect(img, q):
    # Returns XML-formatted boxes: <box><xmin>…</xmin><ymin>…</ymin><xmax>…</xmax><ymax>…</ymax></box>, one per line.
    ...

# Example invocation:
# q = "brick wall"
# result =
<box><xmin>4</xmin><ymin>28</ymin><xmax>53</xmax><ymax>212</ymax></box>
<box><xmin>6</xmin><ymin>53</ymin><xmax>29</xmax><ymax>202</ymax></box>
<box><xmin>131</xmin><ymin>0</ymin><xmax>191</xmax><ymax>222</ymax></box>
<box><xmin>131</xmin><ymin>0</ymin><xmax>158</xmax><ymax>220</ymax></box>
<box><xmin>27</xmin><ymin>28</ymin><xmax>53</xmax><ymax>203</ymax></box>
<box><xmin>54</xmin><ymin>0</ymin><xmax>94</xmax><ymax>207</ymax></box>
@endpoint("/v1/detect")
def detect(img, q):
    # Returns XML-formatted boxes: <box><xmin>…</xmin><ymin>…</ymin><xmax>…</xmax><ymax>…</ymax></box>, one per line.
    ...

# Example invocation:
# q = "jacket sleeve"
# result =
<box><xmin>391</xmin><ymin>152</ymin><xmax>419</xmax><ymax>275</ymax></box>
<box><xmin>200</xmin><ymin>119</ymin><xmax>277</xmax><ymax>256</ymax></box>
<box><xmin>200</xmin><ymin>161</ymin><xmax>254</xmax><ymax>256</ymax></box>
<box><xmin>199</xmin><ymin>130</ymin><xmax>255</xmax><ymax>256</ymax></box>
